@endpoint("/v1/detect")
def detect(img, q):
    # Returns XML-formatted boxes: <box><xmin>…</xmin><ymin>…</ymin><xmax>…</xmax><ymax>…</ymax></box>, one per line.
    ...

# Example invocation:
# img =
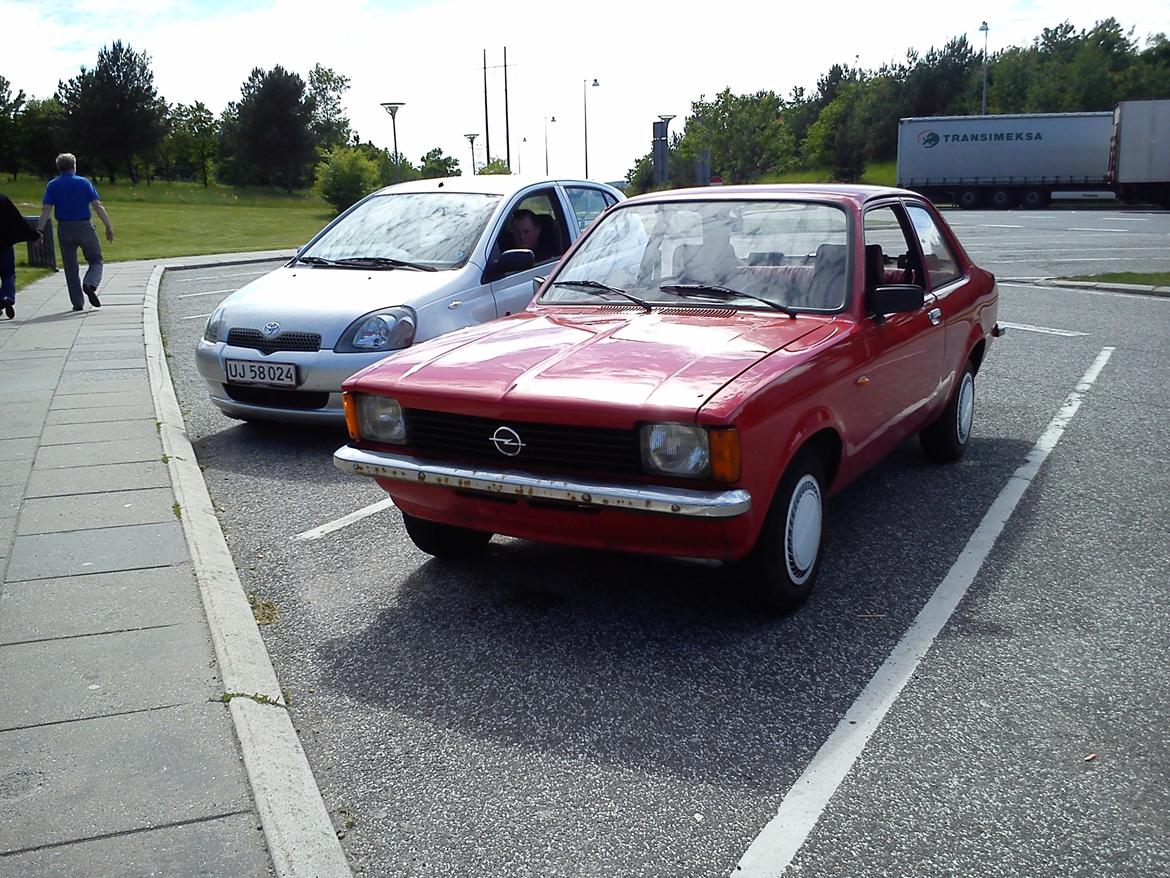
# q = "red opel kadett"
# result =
<box><xmin>334</xmin><ymin>185</ymin><xmax>1001</xmax><ymax>611</ymax></box>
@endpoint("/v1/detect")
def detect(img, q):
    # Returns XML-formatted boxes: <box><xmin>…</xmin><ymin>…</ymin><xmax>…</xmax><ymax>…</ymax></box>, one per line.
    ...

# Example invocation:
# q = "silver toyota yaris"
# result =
<box><xmin>195</xmin><ymin>175</ymin><xmax>622</xmax><ymax>423</ymax></box>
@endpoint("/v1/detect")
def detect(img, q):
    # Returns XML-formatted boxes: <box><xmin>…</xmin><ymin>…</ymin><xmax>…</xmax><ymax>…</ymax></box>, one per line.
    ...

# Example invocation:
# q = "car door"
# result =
<box><xmin>488</xmin><ymin>187</ymin><xmax>575</xmax><ymax>317</ymax></box>
<box><xmin>853</xmin><ymin>201</ymin><xmax>947</xmax><ymax>461</ymax></box>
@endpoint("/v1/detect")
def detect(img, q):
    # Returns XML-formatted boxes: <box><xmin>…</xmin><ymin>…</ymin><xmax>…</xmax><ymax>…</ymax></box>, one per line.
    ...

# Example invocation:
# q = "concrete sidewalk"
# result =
<box><xmin>0</xmin><ymin>254</ymin><xmax>349</xmax><ymax>877</ymax></box>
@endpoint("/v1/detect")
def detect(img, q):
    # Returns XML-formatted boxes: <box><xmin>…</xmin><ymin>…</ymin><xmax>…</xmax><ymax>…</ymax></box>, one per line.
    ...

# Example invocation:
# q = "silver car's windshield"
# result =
<box><xmin>542</xmin><ymin>200</ymin><xmax>850</xmax><ymax>312</ymax></box>
<box><xmin>303</xmin><ymin>192</ymin><xmax>500</xmax><ymax>270</ymax></box>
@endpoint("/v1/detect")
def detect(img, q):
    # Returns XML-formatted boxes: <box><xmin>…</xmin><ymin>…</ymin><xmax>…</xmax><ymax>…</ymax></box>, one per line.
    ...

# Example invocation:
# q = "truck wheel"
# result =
<box><xmin>402</xmin><ymin>512</ymin><xmax>492</xmax><ymax>558</ymax></box>
<box><xmin>958</xmin><ymin>190</ymin><xmax>980</xmax><ymax>210</ymax></box>
<box><xmin>920</xmin><ymin>361</ymin><xmax>976</xmax><ymax>463</ymax></box>
<box><xmin>1021</xmin><ymin>189</ymin><xmax>1049</xmax><ymax>209</ymax></box>
<box><xmin>991</xmin><ymin>189</ymin><xmax>1017</xmax><ymax>209</ymax></box>
<box><xmin>743</xmin><ymin>452</ymin><xmax>826</xmax><ymax>613</ymax></box>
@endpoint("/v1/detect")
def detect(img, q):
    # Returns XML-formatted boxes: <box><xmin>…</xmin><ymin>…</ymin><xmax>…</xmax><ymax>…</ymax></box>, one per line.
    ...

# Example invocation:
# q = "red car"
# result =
<box><xmin>334</xmin><ymin>185</ymin><xmax>1001</xmax><ymax>611</ymax></box>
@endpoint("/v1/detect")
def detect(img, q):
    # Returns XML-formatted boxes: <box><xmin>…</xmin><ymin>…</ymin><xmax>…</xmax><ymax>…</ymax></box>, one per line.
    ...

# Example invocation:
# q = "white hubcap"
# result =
<box><xmin>956</xmin><ymin>372</ymin><xmax>975</xmax><ymax>445</ymax></box>
<box><xmin>785</xmin><ymin>475</ymin><xmax>822</xmax><ymax>585</ymax></box>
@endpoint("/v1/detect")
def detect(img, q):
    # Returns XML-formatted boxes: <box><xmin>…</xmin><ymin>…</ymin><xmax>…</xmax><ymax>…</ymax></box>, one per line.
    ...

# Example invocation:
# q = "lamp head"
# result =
<box><xmin>381</xmin><ymin>102</ymin><xmax>404</xmax><ymax>118</ymax></box>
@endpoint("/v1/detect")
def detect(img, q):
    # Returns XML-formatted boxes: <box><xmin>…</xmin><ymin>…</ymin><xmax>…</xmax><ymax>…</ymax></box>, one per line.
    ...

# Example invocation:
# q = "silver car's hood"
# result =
<box><xmin>218</xmin><ymin>264</ymin><xmax>473</xmax><ymax>346</ymax></box>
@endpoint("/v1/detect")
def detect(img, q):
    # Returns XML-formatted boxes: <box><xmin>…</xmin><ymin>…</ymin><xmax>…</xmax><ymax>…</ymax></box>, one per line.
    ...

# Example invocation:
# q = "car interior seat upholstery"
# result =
<box><xmin>536</xmin><ymin>214</ymin><xmax>562</xmax><ymax>261</ymax></box>
<box><xmin>800</xmin><ymin>243</ymin><xmax>848</xmax><ymax>309</ymax></box>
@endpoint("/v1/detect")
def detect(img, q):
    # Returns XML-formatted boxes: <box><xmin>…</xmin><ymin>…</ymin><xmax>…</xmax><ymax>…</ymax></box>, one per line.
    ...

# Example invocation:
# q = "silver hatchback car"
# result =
<box><xmin>195</xmin><ymin>175</ymin><xmax>623</xmax><ymax>423</ymax></box>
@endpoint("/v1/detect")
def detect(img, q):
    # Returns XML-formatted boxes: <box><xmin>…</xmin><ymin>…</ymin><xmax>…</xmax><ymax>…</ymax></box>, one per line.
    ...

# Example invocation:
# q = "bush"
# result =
<box><xmin>315</xmin><ymin>147</ymin><xmax>380</xmax><ymax>214</ymax></box>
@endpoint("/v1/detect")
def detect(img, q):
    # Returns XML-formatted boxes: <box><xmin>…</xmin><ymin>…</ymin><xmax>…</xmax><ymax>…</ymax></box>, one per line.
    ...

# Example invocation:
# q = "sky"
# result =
<box><xmin>2</xmin><ymin>0</ymin><xmax>1167</xmax><ymax>184</ymax></box>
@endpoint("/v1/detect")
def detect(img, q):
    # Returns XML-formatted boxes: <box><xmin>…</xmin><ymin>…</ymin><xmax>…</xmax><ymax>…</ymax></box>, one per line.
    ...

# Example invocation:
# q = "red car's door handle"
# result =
<box><xmin>928</xmin><ymin>307</ymin><xmax>942</xmax><ymax>325</ymax></box>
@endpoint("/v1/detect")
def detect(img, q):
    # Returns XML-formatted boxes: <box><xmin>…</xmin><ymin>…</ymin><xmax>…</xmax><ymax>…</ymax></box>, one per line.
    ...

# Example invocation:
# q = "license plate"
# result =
<box><xmin>225</xmin><ymin>359</ymin><xmax>297</xmax><ymax>387</ymax></box>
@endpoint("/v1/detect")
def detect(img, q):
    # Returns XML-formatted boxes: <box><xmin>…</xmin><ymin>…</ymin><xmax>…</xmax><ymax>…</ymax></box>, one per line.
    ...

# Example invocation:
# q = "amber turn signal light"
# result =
<box><xmin>708</xmin><ymin>428</ymin><xmax>741</xmax><ymax>483</ymax></box>
<box><xmin>342</xmin><ymin>392</ymin><xmax>360</xmax><ymax>441</ymax></box>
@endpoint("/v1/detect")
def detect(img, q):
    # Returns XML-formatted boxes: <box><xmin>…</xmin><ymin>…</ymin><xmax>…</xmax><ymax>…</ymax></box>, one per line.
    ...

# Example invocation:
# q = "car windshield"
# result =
<box><xmin>541</xmin><ymin>200</ymin><xmax>851</xmax><ymax>312</ymax></box>
<box><xmin>302</xmin><ymin>192</ymin><xmax>500</xmax><ymax>270</ymax></box>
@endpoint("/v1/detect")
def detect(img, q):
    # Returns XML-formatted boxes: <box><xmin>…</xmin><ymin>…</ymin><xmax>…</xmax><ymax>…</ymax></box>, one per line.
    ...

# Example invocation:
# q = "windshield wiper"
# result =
<box><xmin>294</xmin><ymin>255</ymin><xmax>335</xmax><ymax>266</ymax></box>
<box><xmin>659</xmin><ymin>283</ymin><xmax>797</xmax><ymax>317</ymax></box>
<box><xmin>333</xmin><ymin>256</ymin><xmax>438</xmax><ymax>272</ymax></box>
<box><xmin>551</xmin><ymin>280</ymin><xmax>653</xmax><ymax>312</ymax></box>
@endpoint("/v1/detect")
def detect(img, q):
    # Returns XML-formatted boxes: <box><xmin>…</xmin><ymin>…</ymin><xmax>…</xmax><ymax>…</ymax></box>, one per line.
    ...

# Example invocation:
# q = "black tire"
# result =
<box><xmin>920</xmin><ymin>360</ymin><xmax>976</xmax><ymax>463</ymax></box>
<box><xmin>743</xmin><ymin>453</ymin><xmax>827</xmax><ymax>614</ymax></box>
<box><xmin>958</xmin><ymin>189</ymin><xmax>980</xmax><ymax>210</ymax></box>
<box><xmin>1021</xmin><ymin>189</ymin><xmax>1048</xmax><ymax>210</ymax></box>
<box><xmin>402</xmin><ymin>512</ymin><xmax>492</xmax><ymax>558</ymax></box>
<box><xmin>990</xmin><ymin>189</ymin><xmax>1017</xmax><ymax>210</ymax></box>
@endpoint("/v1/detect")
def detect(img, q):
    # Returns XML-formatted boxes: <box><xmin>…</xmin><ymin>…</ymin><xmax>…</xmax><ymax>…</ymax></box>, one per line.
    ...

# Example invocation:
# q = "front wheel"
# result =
<box><xmin>402</xmin><ymin>512</ymin><xmax>492</xmax><ymax>559</ymax></box>
<box><xmin>742</xmin><ymin>453</ymin><xmax>827</xmax><ymax>614</ymax></box>
<box><xmin>920</xmin><ymin>361</ymin><xmax>976</xmax><ymax>462</ymax></box>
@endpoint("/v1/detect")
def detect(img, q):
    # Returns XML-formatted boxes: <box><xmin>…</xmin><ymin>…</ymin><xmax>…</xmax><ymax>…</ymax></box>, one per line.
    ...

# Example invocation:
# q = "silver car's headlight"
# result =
<box><xmin>203</xmin><ymin>306</ymin><xmax>226</xmax><ymax>342</ymax></box>
<box><xmin>336</xmin><ymin>307</ymin><xmax>416</xmax><ymax>353</ymax></box>
<box><xmin>641</xmin><ymin>423</ymin><xmax>710</xmax><ymax>478</ymax></box>
<box><xmin>356</xmin><ymin>394</ymin><xmax>406</xmax><ymax>444</ymax></box>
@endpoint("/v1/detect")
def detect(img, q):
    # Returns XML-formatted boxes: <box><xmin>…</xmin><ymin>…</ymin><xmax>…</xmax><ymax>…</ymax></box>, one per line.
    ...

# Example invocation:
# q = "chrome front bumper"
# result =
<box><xmin>333</xmin><ymin>445</ymin><xmax>752</xmax><ymax>519</ymax></box>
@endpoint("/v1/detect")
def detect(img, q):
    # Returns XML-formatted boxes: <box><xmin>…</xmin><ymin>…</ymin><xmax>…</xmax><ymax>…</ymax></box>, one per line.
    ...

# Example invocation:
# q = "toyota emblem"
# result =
<box><xmin>262</xmin><ymin>321</ymin><xmax>281</xmax><ymax>337</ymax></box>
<box><xmin>490</xmin><ymin>426</ymin><xmax>525</xmax><ymax>457</ymax></box>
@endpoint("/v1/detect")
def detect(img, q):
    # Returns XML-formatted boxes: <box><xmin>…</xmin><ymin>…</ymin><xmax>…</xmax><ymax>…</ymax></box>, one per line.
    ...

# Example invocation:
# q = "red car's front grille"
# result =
<box><xmin>404</xmin><ymin>409</ymin><xmax>642</xmax><ymax>475</ymax></box>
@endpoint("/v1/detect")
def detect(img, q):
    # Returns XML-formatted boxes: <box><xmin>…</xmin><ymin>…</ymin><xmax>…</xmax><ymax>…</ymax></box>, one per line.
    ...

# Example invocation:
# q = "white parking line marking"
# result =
<box><xmin>1100</xmin><ymin>217</ymin><xmax>1150</xmax><ymax>221</ymax></box>
<box><xmin>998</xmin><ymin>321</ymin><xmax>1088</xmax><ymax>337</ymax></box>
<box><xmin>292</xmin><ymin>498</ymin><xmax>395</xmax><ymax>542</ymax></box>
<box><xmin>179</xmin><ymin>287</ymin><xmax>237</xmax><ymax>299</ymax></box>
<box><xmin>734</xmin><ymin>346</ymin><xmax>1115</xmax><ymax>878</ymax></box>
<box><xmin>182</xmin><ymin>312</ymin><xmax>212</xmax><ymax>320</ymax></box>
<box><xmin>1066</xmin><ymin>227</ymin><xmax>1128</xmax><ymax>232</ymax></box>
<box><xmin>980</xmin><ymin>224</ymin><xmax>1023</xmax><ymax>229</ymax></box>
<box><xmin>175</xmin><ymin>270</ymin><xmax>271</xmax><ymax>282</ymax></box>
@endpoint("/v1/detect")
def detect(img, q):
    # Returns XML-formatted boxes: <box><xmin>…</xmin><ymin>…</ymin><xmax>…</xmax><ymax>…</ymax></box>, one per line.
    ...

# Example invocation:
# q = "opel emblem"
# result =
<box><xmin>490</xmin><ymin>426</ymin><xmax>524</xmax><ymax>457</ymax></box>
<box><xmin>262</xmin><ymin>321</ymin><xmax>281</xmax><ymax>337</ymax></box>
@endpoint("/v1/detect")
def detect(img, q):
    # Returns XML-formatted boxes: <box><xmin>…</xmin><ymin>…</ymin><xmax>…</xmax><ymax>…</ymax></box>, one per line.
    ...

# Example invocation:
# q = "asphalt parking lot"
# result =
<box><xmin>161</xmin><ymin>208</ymin><xmax>1170</xmax><ymax>877</ymax></box>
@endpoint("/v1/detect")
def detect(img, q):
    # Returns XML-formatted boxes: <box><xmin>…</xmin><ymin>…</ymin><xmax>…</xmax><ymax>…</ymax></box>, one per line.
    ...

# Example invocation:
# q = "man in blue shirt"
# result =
<box><xmin>36</xmin><ymin>153</ymin><xmax>115</xmax><ymax>311</ymax></box>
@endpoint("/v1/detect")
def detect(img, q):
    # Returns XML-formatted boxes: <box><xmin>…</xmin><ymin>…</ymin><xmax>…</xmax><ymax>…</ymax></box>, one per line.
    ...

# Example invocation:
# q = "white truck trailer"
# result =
<box><xmin>896</xmin><ymin>100</ymin><xmax>1170</xmax><ymax>209</ymax></box>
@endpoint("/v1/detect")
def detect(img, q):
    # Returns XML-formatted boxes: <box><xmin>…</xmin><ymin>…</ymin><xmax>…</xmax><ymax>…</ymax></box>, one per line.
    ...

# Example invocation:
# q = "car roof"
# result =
<box><xmin>623</xmin><ymin>183</ymin><xmax>923</xmax><ymax>207</ymax></box>
<box><xmin>370</xmin><ymin>175</ymin><xmax>622</xmax><ymax>198</ymax></box>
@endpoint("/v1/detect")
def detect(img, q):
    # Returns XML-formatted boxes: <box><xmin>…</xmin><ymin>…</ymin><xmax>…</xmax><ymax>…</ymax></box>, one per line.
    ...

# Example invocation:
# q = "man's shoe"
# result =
<box><xmin>3</xmin><ymin>302</ymin><xmax>13</xmax><ymax>319</ymax></box>
<box><xmin>84</xmin><ymin>285</ymin><xmax>101</xmax><ymax>308</ymax></box>
<box><xmin>72</xmin><ymin>306</ymin><xmax>83</xmax><ymax>312</ymax></box>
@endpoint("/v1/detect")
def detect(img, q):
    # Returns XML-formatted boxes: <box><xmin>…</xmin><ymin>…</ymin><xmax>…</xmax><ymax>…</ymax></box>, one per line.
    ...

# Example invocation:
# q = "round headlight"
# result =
<box><xmin>356</xmin><ymin>395</ymin><xmax>406</xmax><ymax>444</ymax></box>
<box><xmin>641</xmin><ymin>423</ymin><xmax>710</xmax><ymax>477</ymax></box>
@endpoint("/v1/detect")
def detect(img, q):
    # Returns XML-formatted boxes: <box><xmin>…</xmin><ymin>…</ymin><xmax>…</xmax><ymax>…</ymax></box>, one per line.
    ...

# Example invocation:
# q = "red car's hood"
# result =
<box><xmin>348</xmin><ymin>308</ymin><xmax>824</xmax><ymax>416</ymax></box>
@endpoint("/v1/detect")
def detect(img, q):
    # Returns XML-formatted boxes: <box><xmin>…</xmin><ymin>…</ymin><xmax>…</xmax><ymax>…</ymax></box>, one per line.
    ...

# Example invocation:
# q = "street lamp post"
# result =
<box><xmin>465</xmin><ymin>133</ymin><xmax>478</xmax><ymax>175</ymax></box>
<box><xmin>653</xmin><ymin>114</ymin><xmax>675</xmax><ymax>186</ymax></box>
<box><xmin>380</xmin><ymin>102</ymin><xmax>404</xmax><ymax>181</ymax></box>
<box><xmin>583</xmin><ymin>78</ymin><xmax>599</xmax><ymax>178</ymax></box>
<box><xmin>544</xmin><ymin>115</ymin><xmax>556</xmax><ymax>175</ymax></box>
<box><xmin>979</xmin><ymin>21</ymin><xmax>990</xmax><ymax>115</ymax></box>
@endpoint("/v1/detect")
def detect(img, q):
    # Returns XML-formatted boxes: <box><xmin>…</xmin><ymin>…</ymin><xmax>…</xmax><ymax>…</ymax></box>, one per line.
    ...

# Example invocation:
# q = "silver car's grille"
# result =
<box><xmin>404</xmin><ymin>409</ymin><xmax>642</xmax><ymax>475</ymax></box>
<box><xmin>227</xmin><ymin>328</ymin><xmax>322</xmax><ymax>355</ymax></box>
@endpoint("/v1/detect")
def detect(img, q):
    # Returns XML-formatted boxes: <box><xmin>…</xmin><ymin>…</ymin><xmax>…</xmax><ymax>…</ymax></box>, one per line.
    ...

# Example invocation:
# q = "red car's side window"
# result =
<box><xmin>905</xmin><ymin>205</ymin><xmax>963</xmax><ymax>288</ymax></box>
<box><xmin>863</xmin><ymin>205</ymin><xmax>920</xmax><ymax>289</ymax></box>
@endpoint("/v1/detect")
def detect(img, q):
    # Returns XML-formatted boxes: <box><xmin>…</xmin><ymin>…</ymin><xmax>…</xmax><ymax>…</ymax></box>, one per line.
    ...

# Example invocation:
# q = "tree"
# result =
<box><xmin>14</xmin><ymin>98</ymin><xmax>62</xmax><ymax>177</ymax></box>
<box><xmin>682</xmin><ymin>89</ymin><xmax>793</xmax><ymax>184</ymax></box>
<box><xmin>167</xmin><ymin>101</ymin><xmax>217</xmax><ymax>186</ymax></box>
<box><xmin>308</xmin><ymin>64</ymin><xmax>352</xmax><ymax>153</ymax></box>
<box><xmin>418</xmin><ymin>147</ymin><xmax>460</xmax><ymax>178</ymax></box>
<box><xmin>315</xmin><ymin>147</ymin><xmax>380</xmax><ymax>213</ymax></box>
<box><xmin>55</xmin><ymin>40</ymin><xmax>166</xmax><ymax>182</ymax></box>
<box><xmin>478</xmin><ymin>158</ymin><xmax>511</xmax><ymax>175</ymax></box>
<box><xmin>0</xmin><ymin>76</ymin><xmax>26</xmax><ymax>180</ymax></box>
<box><xmin>802</xmin><ymin>84</ymin><xmax>867</xmax><ymax>182</ymax></box>
<box><xmin>228</xmin><ymin>66</ymin><xmax>318</xmax><ymax>190</ymax></box>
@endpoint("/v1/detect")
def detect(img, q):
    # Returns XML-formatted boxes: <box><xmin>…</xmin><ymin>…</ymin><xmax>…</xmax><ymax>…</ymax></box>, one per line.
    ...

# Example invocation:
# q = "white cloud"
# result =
<box><xmin>3</xmin><ymin>0</ymin><xmax>1166</xmax><ymax>182</ymax></box>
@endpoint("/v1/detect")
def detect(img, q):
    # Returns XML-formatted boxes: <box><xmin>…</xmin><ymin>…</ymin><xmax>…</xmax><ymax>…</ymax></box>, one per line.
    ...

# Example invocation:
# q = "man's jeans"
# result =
<box><xmin>57</xmin><ymin>219</ymin><xmax>103</xmax><ymax>309</ymax></box>
<box><xmin>0</xmin><ymin>245</ymin><xmax>15</xmax><ymax>304</ymax></box>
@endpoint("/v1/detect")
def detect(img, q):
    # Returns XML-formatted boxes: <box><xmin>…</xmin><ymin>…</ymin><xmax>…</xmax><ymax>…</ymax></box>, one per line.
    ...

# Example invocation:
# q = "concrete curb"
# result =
<box><xmin>1025</xmin><ymin>278</ymin><xmax>1170</xmax><ymax>296</ymax></box>
<box><xmin>143</xmin><ymin>262</ymin><xmax>352</xmax><ymax>878</ymax></box>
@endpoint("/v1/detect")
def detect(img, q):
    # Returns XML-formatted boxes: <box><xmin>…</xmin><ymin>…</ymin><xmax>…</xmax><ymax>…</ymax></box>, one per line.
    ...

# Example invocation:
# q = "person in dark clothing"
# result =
<box><xmin>0</xmin><ymin>193</ymin><xmax>41</xmax><ymax>320</ymax></box>
<box><xmin>36</xmin><ymin>153</ymin><xmax>114</xmax><ymax>311</ymax></box>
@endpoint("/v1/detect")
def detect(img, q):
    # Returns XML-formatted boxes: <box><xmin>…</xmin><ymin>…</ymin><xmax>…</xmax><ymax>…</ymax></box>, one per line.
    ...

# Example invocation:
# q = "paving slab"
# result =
<box><xmin>0</xmin><ymin>438</ymin><xmax>37</xmax><ymax>462</ymax></box>
<box><xmin>0</xmin><ymin>565</ymin><xmax>204</xmax><ymax>644</ymax></box>
<box><xmin>0</xmin><ymin>703</ymin><xmax>255</xmax><ymax>853</ymax></box>
<box><xmin>0</xmin><ymin>459</ymin><xmax>34</xmax><ymax>488</ymax></box>
<box><xmin>39</xmin><ymin>419</ymin><xmax>158</xmax><ymax>447</ymax></box>
<box><xmin>0</xmin><ymin>514</ymin><xmax>14</xmax><ymax>564</ymax></box>
<box><xmin>0</xmin><ymin>622</ymin><xmax>218</xmax><ymax>729</ymax></box>
<box><xmin>56</xmin><ymin>372</ymin><xmax>149</xmax><ymax>395</ymax></box>
<box><xmin>63</xmin><ymin>358</ymin><xmax>151</xmax><ymax>372</ymax></box>
<box><xmin>33</xmin><ymin>436</ymin><xmax>161</xmax><ymax>470</ymax></box>
<box><xmin>24</xmin><ymin>461</ymin><xmax>170</xmax><ymax>498</ymax></box>
<box><xmin>17</xmin><ymin>487</ymin><xmax>176</xmax><ymax>535</ymax></box>
<box><xmin>50</xmin><ymin>390</ymin><xmax>151</xmax><ymax>410</ymax></box>
<box><xmin>0</xmin><ymin>810</ymin><xmax>272</xmax><ymax>878</ymax></box>
<box><xmin>43</xmin><ymin>403</ymin><xmax>157</xmax><ymax>425</ymax></box>
<box><xmin>6</xmin><ymin>520</ymin><xmax>187</xmax><ymax>581</ymax></box>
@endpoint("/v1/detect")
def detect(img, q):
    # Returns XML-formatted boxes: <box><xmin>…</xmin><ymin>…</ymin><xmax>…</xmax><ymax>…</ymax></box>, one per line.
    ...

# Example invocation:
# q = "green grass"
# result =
<box><xmin>6</xmin><ymin>177</ymin><xmax>333</xmax><ymax>291</ymax></box>
<box><xmin>756</xmin><ymin>161</ymin><xmax>897</xmax><ymax>187</ymax></box>
<box><xmin>1065</xmin><ymin>272</ymin><xmax>1170</xmax><ymax>286</ymax></box>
